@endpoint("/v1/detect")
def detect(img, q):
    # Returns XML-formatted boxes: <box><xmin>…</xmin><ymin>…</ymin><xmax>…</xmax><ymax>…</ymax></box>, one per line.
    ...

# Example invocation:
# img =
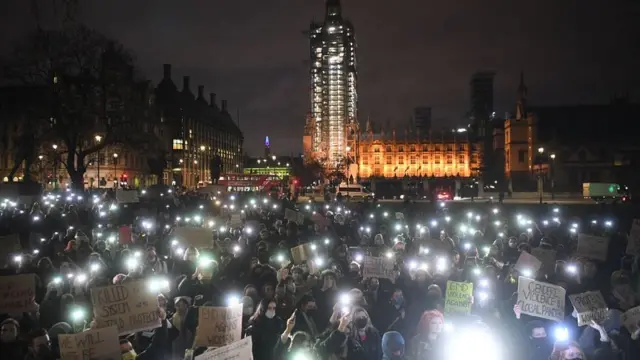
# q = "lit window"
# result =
<box><xmin>173</xmin><ymin>139</ymin><xmax>184</xmax><ymax>150</ymax></box>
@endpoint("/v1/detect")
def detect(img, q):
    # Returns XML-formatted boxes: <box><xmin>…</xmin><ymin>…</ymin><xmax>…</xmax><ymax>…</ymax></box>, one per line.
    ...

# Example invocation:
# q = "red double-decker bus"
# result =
<box><xmin>218</xmin><ymin>173</ymin><xmax>283</xmax><ymax>194</ymax></box>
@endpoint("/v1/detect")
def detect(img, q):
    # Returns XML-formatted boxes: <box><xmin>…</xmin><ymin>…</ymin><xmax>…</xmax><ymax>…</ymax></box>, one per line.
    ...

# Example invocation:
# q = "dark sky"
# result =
<box><xmin>1</xmin><ymin>0</ymin><xmax>638</xmax><ymax>156</ymax></box>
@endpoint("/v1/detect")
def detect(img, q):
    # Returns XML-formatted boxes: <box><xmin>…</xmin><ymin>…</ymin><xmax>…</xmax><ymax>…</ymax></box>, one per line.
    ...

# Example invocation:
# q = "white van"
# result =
<box><xmin>336</xmin><ymin>183</ymin><xmax>373</xmax><ymax>201</ymax></box>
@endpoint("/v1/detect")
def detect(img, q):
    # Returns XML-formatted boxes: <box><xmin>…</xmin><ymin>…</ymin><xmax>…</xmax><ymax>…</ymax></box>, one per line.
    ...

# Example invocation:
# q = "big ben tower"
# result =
<box><xmin>308</xmin><ymin>0</ymin><xmax>358</xmax><ymax>167</ymax></box>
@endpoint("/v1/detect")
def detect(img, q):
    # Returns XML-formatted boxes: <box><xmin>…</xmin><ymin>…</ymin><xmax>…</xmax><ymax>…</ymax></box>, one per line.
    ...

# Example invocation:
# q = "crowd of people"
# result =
<box><xmin>0</xmin><ymin>187</ymin><xmax>639</xmax><ymax>360</ymax></box>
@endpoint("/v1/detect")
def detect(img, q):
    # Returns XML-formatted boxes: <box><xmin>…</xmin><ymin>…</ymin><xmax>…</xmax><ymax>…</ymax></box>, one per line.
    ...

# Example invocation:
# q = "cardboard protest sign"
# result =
<box><xmin>59</xmin><ymin>325</ymin><xmax>120</xmax><ymax>360</ymax></box>
<box><xmin>514</xmin><ymin>251</ymin><xmax>542</xmax><ymax>275</ymax></box>
<box><xmin>195</xmin><ymin>336</ymin><xmax>253</xmax><ymax>360</ymax></box>
<box><xmin>290</xmin><ymin>243</ymin><xmax>313</xmax><ymax>264</ymax></box>
<box><xmin>444</xmin><ymin>281</ymin><xmax>473</xmax><ymax>315</ymax></box>
<box><xmin>229</xmin><ymin>213</ymin><xmax>243</xmax><ymax>228</ymax></box>
<box><xmin>516</xmin><ymin>277</ymin><xmax>565</xmax><ymax>322</ymax></box>
<box><xmin>622</xmin><ymin>305</ymin><xmax>640</xmax><ymax>333</ymax></box>
<box><xmin>285</xmin><ymin>209</ymin><xmax>304</xmax><ymax>225</ymax></box>
<box><xmin>625</xmin><ymin>219</ymin><xmax>640</xmax><ymax>256</ymax></box>
<box><xmin>531</xmin><ymin>248</ymin><xmax>557</xmax><ymax>275</ymax></box>
<box><xmin>362</xmin><ymin>256</ymin><xmax>396</xmax><ymax>282</ymax></box>
<box><xmin>0</xmin><ymin>274</ymin><xmax>36</xmax><ymax>315</ymax></box>
<box><xmin>115</xmin><ymin>190</ymin><xmax>139</xmax><ymax>204</ymax></box>
<box><xmin>90</xmin><ymin>280</ymin><xmax>161</xmax><ymax>335</ymax></box>
<box><xmin>194</xmin><ymin>304</ymin><xmax>243</xmax><ymax>348</ymax></box>
<box><xmin>395</xmin><ymin>212</ymin><xmax>404</xmax><ymax>220</ymax></box>
<box><xmin>310</xmin><ymin>213</ymin><xmax>330</xmax><ymax>228</ymax></box>
<box><xmin>172</xmin><ymin>227</ymin><xmax>212</xmax><ymax>249</ymax></box>
<box><xmin>577</xmin><ymin>234</ymin><xmax>609</xmax><ymax>261</ymax></box>
<box><xmin>0</xmin><ymin>234</ymin><xmax>21</xmax><ymax>267</ymax></box>
<box><xmin>569</xmin><ymin>291</ymin><xmax>608</xmax><ymax>326</ymax></box>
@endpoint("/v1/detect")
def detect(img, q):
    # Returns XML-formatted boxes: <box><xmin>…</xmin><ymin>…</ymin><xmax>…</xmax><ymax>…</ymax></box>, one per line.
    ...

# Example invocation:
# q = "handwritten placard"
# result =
<box><xmin>531</xmin><ymin>248</ymin><xmax>557</xmax><ymax>275</ymax></box>
<box><xmin>514</xmin><ymin>251</ymin><xmax>542</xmax><ymax>275</ymax></box>
<box><xmin>622</xmin><ymin>305</ymin><xmax>640</xmax><ymax>333</ymax></box>
<box><xmin>59</xmin><ymin>326</ymin><xmax>120</xmax><ymax>360</ymax></box>
<box><xmin>569</xmin><ymin>291</ymin><xmax>608</xmax><ymax>326</ymax></box>
<box><xmin>577</xmin><ymin>234</ymin><xmax>609</xmax><ymax>261</ymax></box>
<box><xmin>0</xmin><ymin>274</ymin><xmax>36</xmax><ymax>315</ymax></box>
<box><xmin>290</xmin><ymin>244</ymin><xmax>313</xmax><ymax>264</ymax></box>
<box><xmin>194</xmin><ymin>304</ymin><xmax>243</xmax><ymax>348</ymax></box>
<box><xmin>90</xmin><ymin>280</ymin><xmax>161</xmax><ymax>335</ymax></box>
<box><xmin>516</xmin><ymin>277</ymin><xmax>565</xmax><ymax>322</ymax></box>
<box><xmin>195</xmin><ymin>336</ymin><xmax>253</xmax><ymax>360</ymax></box>
<box><xmin>444</xmin><ymin>281</ymin><xmax>473</xmax><ymax>315</ymax></box>
<box><xmin>173</xmin><ymin>227</ymin><xmax>212</xmax><ymax>249</ymax></box>
<box><xmin>362</xmin><ymin>256</ymin><xmax>396</xmax><ymax>282</ymax></box>
<box><xmin>626</xmin><ymin>219</ymin><xmax>640</xmax><ymax>256</ymax></box>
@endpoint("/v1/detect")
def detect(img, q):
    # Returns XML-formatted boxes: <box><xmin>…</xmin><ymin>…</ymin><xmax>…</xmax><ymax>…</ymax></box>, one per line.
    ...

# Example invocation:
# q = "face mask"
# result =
<box><xmin>354</xmin><ymin>317</ymin><xmax>368</xmax><ymax>329</ymax></box>
<box><xmin>393</xmin><ymin>296</ymin><xmax>404</xmax><ymax>307</ymax></box>
<box><xmin>266</xmin><ymin>310</ymin><xmax>276</xmax><ymax>319</ymax></box>
<box><xmin>122</xmin><ymin>350</ymin><xmax>137</xmax><ymax>360</ymax></box>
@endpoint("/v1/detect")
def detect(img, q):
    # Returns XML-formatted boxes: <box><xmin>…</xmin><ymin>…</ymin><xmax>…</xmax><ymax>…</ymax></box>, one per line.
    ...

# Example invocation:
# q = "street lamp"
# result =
<box><xmin>95</xmin><ymin>135</ymin><xmax>102</xmax><ymax>188</ymax></box>
<box><xmin>550</xmin><ymin>154</ymin><xmax>556</xmax><ymax>199</ymax></box>
<box><xmin>536</xmin><ymin>148</ymin><xmax>544</xmax><ymax>204</ymax></box>
<box><xmin>272</xmin><ymin>155</ymin><xmax>276</xmax><ymax>161</ymax></box>
<box><xmin>38</xmin><ymin>155</ymin><xmax>44</xmax><ymax>185</ymax></box>
<box><xmin>113</xmin><ymin>153</ymin><xmax>118</xmax><ymax>189</ymax></box>
<box><xmin>52</xmin><ymin>144</ymin><xmax>58</xmax><ymax>189</ymax></box>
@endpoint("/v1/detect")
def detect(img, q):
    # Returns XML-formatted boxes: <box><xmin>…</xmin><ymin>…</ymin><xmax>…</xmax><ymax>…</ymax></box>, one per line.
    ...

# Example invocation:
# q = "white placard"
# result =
<box><xmin>569</xmin><ymin>290</ymin><xmax>608</xmax><ymax>326</ymax></box>
<box><xmin>514</xmin><ymin>251</ymin><xmax>542</xmax><ymax>275</ymax></box>
<box><xmin>577</xmin><ymin>234</ymin><xmax>609</xmax><ymax>261</ymax></box>
<box><xmin>362</xmin><ymin>256</ymin><xmax>396</xmax><ymax>282</ymax></box>
<box><xmin>516</xmin><ymin>277</ymin><xmax>566</xmax><ymax>322</ymax></box>
<box><xmin>194</xmin><ymin>335</ymin><xmax>252</xmax><ymax>360</ymax></box>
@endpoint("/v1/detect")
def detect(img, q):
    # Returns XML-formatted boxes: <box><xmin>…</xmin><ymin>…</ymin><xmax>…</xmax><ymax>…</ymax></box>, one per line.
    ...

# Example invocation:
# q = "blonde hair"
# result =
<box><xmin>550</xmin><ymin>341</ymin><xmax>586</xmax><ymax>360</ymax></box>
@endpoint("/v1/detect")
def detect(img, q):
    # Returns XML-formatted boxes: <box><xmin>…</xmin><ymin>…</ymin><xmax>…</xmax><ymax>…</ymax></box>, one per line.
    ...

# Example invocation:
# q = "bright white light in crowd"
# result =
<box><xmin>566</xmin><ymin>264</ymin><xmax>578</xmax><ymax>275</ymax></box>
<box><xmin>571</xmin><ymin>223</ymin><xmax>578</xmax><ymax>228</ymax></box>
<box><xmin>339</xmin><ymin>293</ymin><xmax>352</xmax><ymax>305</ymax></box>
<box><xmin>419</xmin><ymin>227</ymin><xmax>426</xmax><ymax>234</ymax></box>
<box><xmin>394</xmin><ymin>223</ymin><xmax>402</xmax><ymax>231</ymax></box>
<box><xmin>90</xmin><ymin>263</ymin><xmax>100</xmax><ymax>272</ymax></box>
<box><xmin>70</xmin><ymin>307</ymin><xmax>85</xmax><ymax>323</ymax></box>
<box><xmin>449</xmin><ymin>328</ymin><xmax>502</xmax><ymax>360</ymax></box>
<box><xmin>527</xmin><ymin>228</ymin><xmax>532</xmax><ymax>233</ymax></box>
<box><xmin>170</xmin><ymin>239</ymin><xmax>179</xmax><ymax>247</ymax></box>
<box><xmin>365</xmin><ymin>227</ymin><xmax>371</xmax><ymax>233</ymax></box>
<box><xmin>522</xmin><ymin>269</ymin><xmax>533</xmax><ymax>277</ymax></box>
<box><xmin>141</xmin><ymin>189</ymin><xmax>147</xmax><ymax>195</ymax></box>
<box><xmin>272</xmin><ymin>204</ymin><xmax>278</xmax><ymax>209</ymax></box>
<box><xmin>479</xmin><ymin>278</ymin><xmax>489</xmax><ymax>287</ymax></box>
<box><xmin>478</xmin><ymin>291</ymin><xmax>489</xmax><ymax>302</ymax></box>
<box><xmin>226</xmin><ymin>295</ymin><xmax>240</xmax><ymax>306</ymax></box>
<box><xmin>473</xmin><ymin>268</ymin><xmax>481</xmax><ymax>276</ymax></box>
<box><xmin>542</xmin><ymin>220</ymin><xmax>549</xmax><ymax>226</ymax></box>
<box><xmin>109</xmin><ymin>204</ymin><xmax>118</xmax><ymax>211</ymax></box>
<box><xmin>494</xmin><ymin>221</ymin><xmax>501</xmax><ymax>227</ymax></box>
<box><xmin>436</xmin><ymin>257</ymin><xmax>447</xmax><ymax>271</ymax></box>
<box><xmin>305</xmin><ymin>204</ymin><xmax>310</xmax><ymax>211</ymax></box>
<box><xmin>445</xmin><ymin>216</ymin><xmax>451</xmax><ymax>223</ymax></box>
<box><xmin>310</xmin><ymin>244</ymin><xmax>317</xmax><ymax>251</ymax></box>
<box><xmin>208</xmin><ymin>220</ymin><xmax>215</xmax><ymax>228</ymax></box>
<box><xmin>230</xmin><ymin>195</ymin><xmax>236</xmax><ymax>201</ymax></box>
<box><xmin>408</xmin><ymin>260</ymin><xmax>418</xmax><ymax>270</ymax></box>
<box><xmin>264</xmin><ymin>198</ymin><xmax>270</xmax><ymax>204</ymax></box>
<box><xmin>245</xmin><ymin>227</ymin><xmax>253</xmax><ymax>234</ymax></box>
<box><xmin>108</xmin><ymin>235</ymin><xmax>116</xmax><ymax>243</ymax></box>
<box><xmin>468</xmin><ymin>227</ymin><xmax>476</xmax><ymax>235</ymax></box>
<box><xmin>553</xmin><ymin>217</ymin><xmax>560</xmax><ymax>223</ymax></box>
<box><xmin>464</xmin><ymin>243</ymin><xmax>471</xmax><ymax>250</ymax></box>
<box><xmin>194</xmin><ymin>215</ymin><xmax>202</xmax><ymax>223</ymax></box>
<box><xmin>459</xmin><ymin>224</ymin><xmax>468</xmax><ymax>233</ymax></box>
<box><xmin>175</xmin><ymin>247</ymin><xmax>184</xmax><ymax>255</ymax></box>
<box><xmin>444</xmin><ymin>323</ymin><xmax>454</xmax><ymax>332</ymax></box>
<box><xmin>386</xmin><ymin>251</ymin><xmax>394</xmax><ymax>259</ymax></box>
<box><xmin>430</xmin><ymin>220</ymin><xmax>438</xmax><ymax>227</ymax></box>
<box><xmin>148</xmin><ymin>277</ymin><xmax>170</xmax><ymax>292</ymax></box>
<box><xmin>185</xmin><ymin>217</ymin><xmax>191</xmax><ymax>223</ymax></box>
<box><xmin>134</xmin><ymin>251</ymin><xmax>142</xmax><ymax>258</ymax></box>
<box><xmin>383</xmin><ymin>212</ymin><xmax>389</xmax><ymax>218</ymax></box>
<box><xmin>66</xmin><ymin>273</ymin><xmax>74</xmax><ymax>279</ymax></box>
<box><xmin>314</xmin><ymin>257</ymin><xmax>324</xmax><ymax>267</ymax></box>
<box><xmin>354</xmin><ymin>254</ymin><xmax>363</xmax><ymax>262</ymax></box>
<box><xmin>439</xmin><ymin>202</ymin><xmax>446</xmax><ymax>208</ymax></box>
<box><xmin>336</xmin><ymin>207</ymin><xmax>342</xmax><ymax>213</ymax></box>
<box><xmin>93</xmin><ymin>198</ymin><xmax>100</xmax><ymax>204</ymax></box>
<box><xmin>420</xmin><ymin>247</ymin><xmax>430</xmax><ymax>254</ymax></box>
<box><xmin>32</xmin><ymin>216</ymin><xmax>40</xmax><ymax>221</ymax></box>
<box><xmin>53</xmin><ymin>277</ymin><xmax>62</xmax><ymax>285</ymax></box>
<box><xmin>99</xmin><ymin>211</ymin><xmax>106</xmax><ymax>217</ymax></box>
<box><xmin>467</xmin><ymin>212</ymin><xmax>473</xmax><ymax>219</ymax></box>
<box><xmin>492</xmin><ymin>208</ymin><xmax>499</xmax><ymax>214</ymax></box>
<box><xmin>605</xmin><ymin>221</ymin><xmax>612</xmax><ymax>227</ymax></box>
<box><xmin>369</xmin><ymin>213</ymin><xmax>374</xmax><ymax>219</ymax></box>
<box><xmin>554</xmin><ymin>327</ymin><xmax>569</xmax><ymax>342</ymax></box>
<box><xmin>324</xmin><ymin>238</ymin><xmax>330</xmax><ymax>245</ymax></box>
<box><xmin>569</xmin><ymin>228</ymin><xmax>576</xmax><ymax>234</ymax></box>
<box><xmin>219</xmin><ymin>226</ymin><xmax>227</xmax><ymax>233</ymax></box>
<box><xmin>233</xmin><ymin>245</ymin><xmax>241</xmax><ymax>253</ymax></box>
<box><xmin>475</xmin><ymin>215</ymin><xmax>481</xmax><ymax>222</ymax></box>
<box><xmin>517</xmin><ymin>218</ymin><xmax>526</xmax><ymax>226</ymax></box>
<box><xmin>13</xmin><ymin>255</ymin><xmax>22</xmax><ymax>263</ymax></box>
<box><xmin>40</xmin><ymin>238</ymin><xmax>46</xmax><ymax>243</ymax></box>
<box><xmin>77</xmin><ymin>273</ymin><xmax>87</xmax><ymax>283</ymax></box>
<box><xmin>591</xmin><ymin>220</ymin><xmax>597</xmax><ymax>224</ymax></box>
<box><xmin>142</xmin><ymin>221</ymin><xmax>152</xmax><ymax>229</ymax></box>
<box><xmin>276</xmin><ymin>254</ymin><xmax>285</xmax><ymax>263</ymax></box>
<box><xmin>419</xmin><ymin>263</ymin><xmax>429</xmax><ymax>271</ymax></box>
<box><xmin>553</xmin><ymin>208</ymin><xmax>559</xmax><ymax>213</ymax></box>
<box><xmin>516</xmin><ymin>214</ymin><xmax>522</xmax><ymax>220</ymax></box>
<box><xmin>126</xmin><ymin>258</ymin><xmax>139</xmax><ymax>270</ymax></box>
<box><xmin>33</xmin><ymin>249</ymin><xmax>39</xmax><ymax>255</ymax></box>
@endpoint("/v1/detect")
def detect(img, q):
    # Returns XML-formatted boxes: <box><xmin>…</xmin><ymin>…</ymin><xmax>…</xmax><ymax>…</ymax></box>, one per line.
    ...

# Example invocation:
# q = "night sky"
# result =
<box><xmin>1</xmin><ymin>0</ymin><xmax>638</xmax><ymax>156</ymax></box>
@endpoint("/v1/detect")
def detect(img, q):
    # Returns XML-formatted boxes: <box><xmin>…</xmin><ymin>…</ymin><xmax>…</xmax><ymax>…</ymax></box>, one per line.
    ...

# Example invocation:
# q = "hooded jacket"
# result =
<box><xmin>382</xmin><ymin>331</ymin><xmax>406</xmax><ymax>360</ymax></box>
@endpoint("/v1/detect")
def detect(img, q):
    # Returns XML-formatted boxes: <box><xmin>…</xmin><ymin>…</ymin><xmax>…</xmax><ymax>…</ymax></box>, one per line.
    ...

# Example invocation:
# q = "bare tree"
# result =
<box><xmin>4</xmin><ymin>25</ymin><xmax>151</xmax><ymax>189</ymax></box>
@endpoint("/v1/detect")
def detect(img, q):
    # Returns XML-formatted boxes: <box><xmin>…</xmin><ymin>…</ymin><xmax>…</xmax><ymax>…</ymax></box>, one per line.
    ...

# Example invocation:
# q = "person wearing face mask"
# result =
<box><xmin>525</xmin><ymin>320</ymin><xmax>553</xmax><ymax>360</ymax></box>
<box><xmin>245</xmin><ymin>299</ymin><xmax>284</xmax><ymax>360</ymax></box>
<box><xmin>381</xmin><ymin>331</ymin><xmax>407</xmax><ymax>360</ymax></box>
<box><xmin>0</xmin><ymin>319</ymin><xmax>26</xmax><ymax>360</ymax></box>
<box><xmin>340</xmin><ymin>307</ymin><xmax>381</xmax><ymax>360</ymax></box>
<box><xmin>120</xmin><ymin>307</ymin><xmax>168</xmax><ymax>360</ymax></box>
<box><xmin>274</xmin><ymin>282</ymin><xmax>295</xmax><ymax>320</ymax></box>
<box><xmin>141</xmin><ymin>247</ymin><xmax>168</xmax><ymax>275</ymax></box>
<box><xmin>242</xmin><ymin>296</ymin><xmax>255</xmax><ymax>329</ymax></box>
<box><xmin>169</xmin><ymin>297</ymin><xmax>196</xmax><ymax>359</ymax></box>
<box><xmin>578</xmin><ymin>310</ymin><xmax>631</xmax><ymax>360</ymax></box>
<box><xmin>314</xmin><ymin>270</ymin><xmax>338</xmax><ymax>329</ymax></box>
<box><xmin>173</xmin><ymin>247</ymin><xmax>199</xmax><ymax>277</ymax></box>
<box><xmin>291</xmin><ymin>295</ymin><xmax>319</xmax><ymax>338</ymax></box>
<box><xmin>409</xmin><ymin>310</ymin><xmax>444</xmax><ymax>359</ymax></box>
<box><xmin>24</xmin><ymin>328</ymin><xmax>55</xmax><ymax>360</ymax></box>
